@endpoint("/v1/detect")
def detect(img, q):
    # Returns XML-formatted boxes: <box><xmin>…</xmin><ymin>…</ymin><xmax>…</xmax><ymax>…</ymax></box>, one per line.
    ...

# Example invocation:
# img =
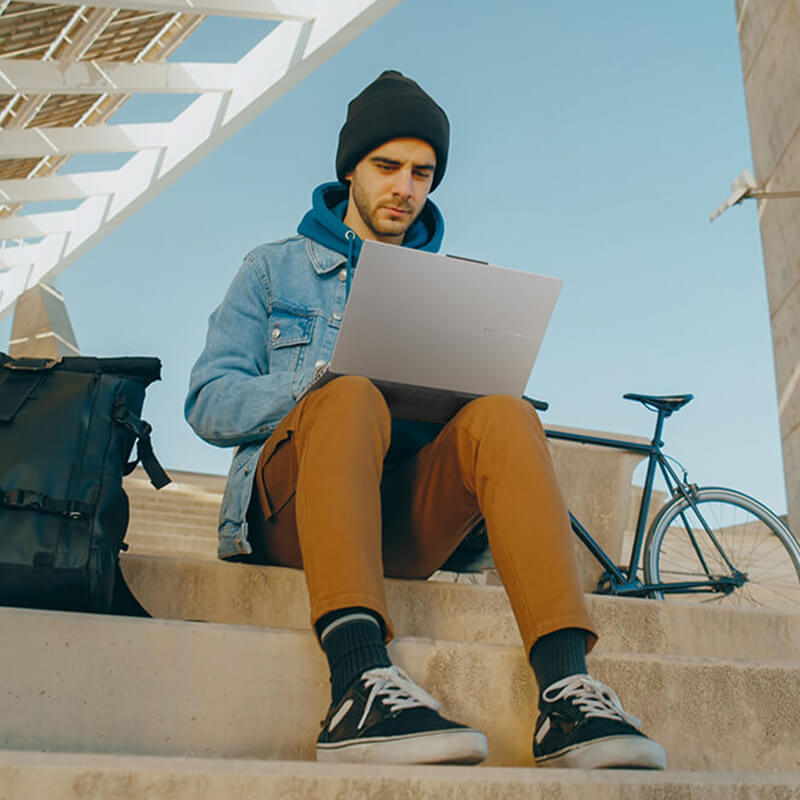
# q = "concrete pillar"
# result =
<box><xmin>8</xmin><ymin>283</ymin><xmax>80</xmax><ymax>359</ymax></box>
<box><xmin>736</xmin><ymin>0</ymin><xmax>800</xmax><ymax>533</ymax></box>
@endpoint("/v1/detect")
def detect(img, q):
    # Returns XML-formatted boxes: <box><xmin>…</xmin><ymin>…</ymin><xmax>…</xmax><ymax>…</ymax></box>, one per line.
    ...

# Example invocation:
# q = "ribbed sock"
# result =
<box><xmin>316</xmin><ymin>607</ymin><xmax>391</xmax><ymax>706</ymax></box>
<box><xmin>529</xmin><ymin>628</ymin><xmax>588</xmax><ymax>704</ymax></box>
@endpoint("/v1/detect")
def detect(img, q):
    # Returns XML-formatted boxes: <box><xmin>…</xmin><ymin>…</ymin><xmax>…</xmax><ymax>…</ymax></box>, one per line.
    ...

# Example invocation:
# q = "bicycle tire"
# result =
<box><xmin>643</xmin><ymin>486</ymin><xmax>800</xmax><ymax>610</ymax></box>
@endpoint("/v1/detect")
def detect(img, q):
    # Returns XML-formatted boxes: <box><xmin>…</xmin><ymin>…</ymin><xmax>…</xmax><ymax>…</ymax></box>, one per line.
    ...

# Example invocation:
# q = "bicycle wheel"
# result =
<box><xmin>643</xmin><ymin>487</ymin><xmax>800</xmax><ymax>610</ymax></box>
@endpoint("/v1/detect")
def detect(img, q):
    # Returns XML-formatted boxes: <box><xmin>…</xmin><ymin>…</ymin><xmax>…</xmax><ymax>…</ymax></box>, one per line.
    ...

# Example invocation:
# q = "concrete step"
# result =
<box><xmin>126</xmin><ymin>495</ymin><xmax>221</xmax><ymax>514</ymax></box>
<box><xmin>0</xmin><ymin>751</ymin><xmax>798</xmax><ymax>800</ymax></box>
<box><xmin>131</xmin><ymin>501</ymin><xmax>219</xmax><ymax>520</ymax></box>
<box><xmin>127</xmin><ymin>514</ymin><xmax>218</xmax><ymax>534</ymax></box>
<box><xmin>122</xmin><ymin>535</ymin><xmax>218</xmax><ymax>561</ymax></box>
<box><xmin>124</xmin><ymin>467</ymin><xmax>227</xmax><ymax>494</ymax></box>
<box><xmin>1</xmin><ymin>606</ymin><xmax>798</xmax><ymax>772</ymax></box>
<box><xmin>123</xmin><ymin>469</ymin><xmax>222</xmax><ymax>562</ymax></box>
<box><xmin>128</xmin><ymin>494</ymin><xmax>222</xmax><ymax>515</ymax></box>
<box><xmin>120</xmin><ymin>554</ymin><xmax>800</xmax><ymax>662</ymax></box>
<box><xmin>125</xmin><ymin>497</ymin><xmax>221</xmax><ymax>515</ymax></box>
<box><xmin>126</xmin><ymin>519</ymin><xmax>218</xmax><ymax>541</ymax></box>
<box><xmin>123</xmin><ymin>474</ymin><xmax>223</xmax><ymax>518</ymax></box>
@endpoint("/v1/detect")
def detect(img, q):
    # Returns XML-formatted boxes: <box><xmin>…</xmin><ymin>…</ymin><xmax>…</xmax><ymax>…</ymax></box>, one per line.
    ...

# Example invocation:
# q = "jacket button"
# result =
<box><xmin>339</xmin><ymin>269</ymin><xmax>347</xmax><ymax>282</ymax></box>
<box><xmin>271</xmin><ymin>326</ymin><xmax>280</xmax><ymax>340</ymax></box>
<box><xmin>333</xmin><ymin>311</ymin><xmax>342</xmax><ymax>321</ymax></box>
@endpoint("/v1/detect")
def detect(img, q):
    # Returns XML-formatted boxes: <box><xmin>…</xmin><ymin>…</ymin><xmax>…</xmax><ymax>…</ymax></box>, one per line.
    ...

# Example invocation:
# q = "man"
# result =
<box><xmin>185</xmin><ymin>70</ymin><xmax>666</xmax><ymax>770</ymax></box>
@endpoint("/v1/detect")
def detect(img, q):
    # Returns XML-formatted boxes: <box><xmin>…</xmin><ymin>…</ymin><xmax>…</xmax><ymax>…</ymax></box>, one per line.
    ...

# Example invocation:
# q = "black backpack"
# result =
<box><xmin>0</xmin><ymin>352</ymin><xmax>170</xmax><ymax>613</ymax></box>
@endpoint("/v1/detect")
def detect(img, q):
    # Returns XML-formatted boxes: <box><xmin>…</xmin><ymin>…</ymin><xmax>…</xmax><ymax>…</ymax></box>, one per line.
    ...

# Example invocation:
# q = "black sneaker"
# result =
<box><xmin>316</xmin><ymin>665</ymin><xmax>488</xmax><ymax>764</ymax></box>
<box><xmin>533</xmin><ymin>673</ymin><xmax>667</xmax><ymax>769</ymax></box>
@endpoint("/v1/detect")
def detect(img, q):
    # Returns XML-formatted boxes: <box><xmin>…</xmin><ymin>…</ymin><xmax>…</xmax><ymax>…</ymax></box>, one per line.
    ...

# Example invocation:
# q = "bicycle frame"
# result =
<box><xmin>544</xmin><ymin>411</ymin><xmax>744</xmax><ymax>597</ymax></box>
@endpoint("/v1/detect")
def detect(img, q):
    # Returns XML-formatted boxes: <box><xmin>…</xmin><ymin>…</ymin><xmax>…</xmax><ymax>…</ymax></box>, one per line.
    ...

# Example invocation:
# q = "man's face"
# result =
<box><xmin>343</xmin><ymin>138</ymin><xmax>436</xmax><ymax>245</ymax></box>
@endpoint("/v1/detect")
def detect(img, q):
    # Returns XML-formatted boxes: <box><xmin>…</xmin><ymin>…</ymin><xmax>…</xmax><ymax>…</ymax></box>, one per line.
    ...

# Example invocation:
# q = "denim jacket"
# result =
<box><xmin>185</xmin><ymin>183</ymin><xmax>445</xmax><ymax>558</ymax></box>
<box><xmin>185</xmin><ymin>235</ymin><xmax>354</xmax><ymax>557</ymax></box>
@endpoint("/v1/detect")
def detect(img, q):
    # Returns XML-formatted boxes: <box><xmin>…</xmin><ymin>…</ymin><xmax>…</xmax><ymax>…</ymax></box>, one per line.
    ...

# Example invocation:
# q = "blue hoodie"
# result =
<box><xmin>298</xmin><ymin>181</ymin><xmax>445</xmax><ymax>291</ymax></box>
<box><xmin>297</xmin><ymin>181</ymin><xmax>447</xmax><ymax>465</ymax></box>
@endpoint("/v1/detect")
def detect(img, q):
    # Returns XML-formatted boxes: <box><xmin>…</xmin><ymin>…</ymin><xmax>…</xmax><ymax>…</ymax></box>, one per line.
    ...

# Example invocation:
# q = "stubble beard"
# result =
<box><xmin>350</xmin><ymin>179</ymin><xmax>418</xmax><ymax>239</ymax></box>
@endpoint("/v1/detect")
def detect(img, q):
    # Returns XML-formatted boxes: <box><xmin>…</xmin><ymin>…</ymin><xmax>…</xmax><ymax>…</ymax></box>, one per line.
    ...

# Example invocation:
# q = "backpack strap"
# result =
<box><xmin>0</xmin><ymin>487</ymin><xmax>91</xmax><ymax>519</ymax></box>
<box><xmin>0</xmin><ymin>354</ymin><xmax>60</xmax><ymax>422</ymax></box>
<box><xmin>113</xmin><ymin>406</ymin><xmax>171</xmax><ymax>489</ymax></box>
<box><xmin>0</xmin><ymin>371</ymin><xmax>44</xmax><ymax>422</ymax></box>
<box><xmin>1</xmin><ymin>355</ymin><xmax>59</xmax><ymax>370</ymax></box>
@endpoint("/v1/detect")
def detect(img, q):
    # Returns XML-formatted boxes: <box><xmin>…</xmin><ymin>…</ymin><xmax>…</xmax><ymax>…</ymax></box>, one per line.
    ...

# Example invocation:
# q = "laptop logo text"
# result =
<box><xmin>483</xmin><ymin>327</ymin><xmax>538</xmax><ymax>341</ymax></box>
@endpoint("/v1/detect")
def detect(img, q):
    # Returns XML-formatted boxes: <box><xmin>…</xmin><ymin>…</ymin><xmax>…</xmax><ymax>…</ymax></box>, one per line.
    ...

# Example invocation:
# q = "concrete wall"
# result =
<box><xmin>8</xmin><ymin>283</ymin><xmax>79</xmax><ymax>359</ymax></box>
<box><xmin>737</xmin><ymin>0</ymin><xmax>800</xmax><ymax>533</ymax></box>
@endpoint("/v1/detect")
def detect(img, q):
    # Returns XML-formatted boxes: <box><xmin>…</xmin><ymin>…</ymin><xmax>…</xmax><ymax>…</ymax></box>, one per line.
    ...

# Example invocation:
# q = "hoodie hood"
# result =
<box><xmin>297</xmin><ymin>181</ymin><xmax>445</xmax><ymax>264</ymax></box>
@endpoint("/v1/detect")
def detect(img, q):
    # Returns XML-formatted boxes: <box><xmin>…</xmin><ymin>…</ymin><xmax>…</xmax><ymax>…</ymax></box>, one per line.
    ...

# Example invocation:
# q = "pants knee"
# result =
<box><xmin>313</xmin><ymin>375</ymin><xmax>391</xmax><ymax>438</ymax></box>
<box><xmin>457</xmin><ymin>394</ymin><xmax>540</xmax><ymax>436</ymax></box>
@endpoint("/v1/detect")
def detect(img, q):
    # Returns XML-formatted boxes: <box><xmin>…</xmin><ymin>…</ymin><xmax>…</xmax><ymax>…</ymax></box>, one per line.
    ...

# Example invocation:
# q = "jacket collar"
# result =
<box><xmin>306</xmin><ymin>238</ymin><xmax>347</xmax><ymax>275</ymax></box>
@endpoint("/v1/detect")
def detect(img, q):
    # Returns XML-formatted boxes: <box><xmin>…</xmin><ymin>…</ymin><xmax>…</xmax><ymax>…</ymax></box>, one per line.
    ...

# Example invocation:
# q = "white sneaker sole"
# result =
<box><xmin>536</xmin><ymin>734</ymin><xmax>667</xmax><ymax>770</ymax></box>
<box><xmin>317</xmin><ymin>728</ymin><xmax>488</xmax><ymax>765</ymax></box>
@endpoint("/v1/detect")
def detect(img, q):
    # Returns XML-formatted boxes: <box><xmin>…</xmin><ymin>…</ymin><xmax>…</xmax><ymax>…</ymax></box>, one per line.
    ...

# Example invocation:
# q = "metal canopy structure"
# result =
<box><xmin>0</xmin><ymin>0</ymin><xmax>400</xmax><ymax>319</ymax></box>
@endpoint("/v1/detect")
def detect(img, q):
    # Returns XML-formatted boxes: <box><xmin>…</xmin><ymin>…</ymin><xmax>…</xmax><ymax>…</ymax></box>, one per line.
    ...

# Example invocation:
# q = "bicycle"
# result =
<box><xmin>543</xmin><ymin>392</ymin><xmax>800</xmax><ymax>611</ymax></box>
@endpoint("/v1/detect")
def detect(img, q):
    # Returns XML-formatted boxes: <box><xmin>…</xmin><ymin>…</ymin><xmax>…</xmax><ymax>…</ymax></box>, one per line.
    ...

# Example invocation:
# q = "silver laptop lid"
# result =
<box><xmin>330</xmin><ymin>239</ymin><xmax>562</xmax><ymax>397</ymax></box>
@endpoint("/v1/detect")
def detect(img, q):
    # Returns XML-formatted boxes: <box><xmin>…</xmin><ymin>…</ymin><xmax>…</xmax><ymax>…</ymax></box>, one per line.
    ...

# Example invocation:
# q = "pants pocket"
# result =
<box><xmin>253</xmin><ymin>426</ymin><xmax>298</xmax><ymax>519</ymax></box>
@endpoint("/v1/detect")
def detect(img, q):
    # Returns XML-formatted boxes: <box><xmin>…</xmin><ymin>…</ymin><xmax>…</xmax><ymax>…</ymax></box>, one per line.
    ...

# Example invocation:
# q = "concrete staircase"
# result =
<box><xmin>124</xmin><ymin>468</ymin><xmax>223</xmax><ymax>561</ymax></box>
<box><xmin>1</xmin><ymin>458</ymin><xmax>800</xmax><ymax>798</ymax></box>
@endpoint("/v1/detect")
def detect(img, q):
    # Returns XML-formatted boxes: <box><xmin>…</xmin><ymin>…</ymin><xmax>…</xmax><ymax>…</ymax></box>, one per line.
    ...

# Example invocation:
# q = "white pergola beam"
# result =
<box><xmin>0</xmin><ymin>195</ymin><xmax>113</xmax><ymax>239</ymax></box>
<box><xmin>18</xmin><ymin>0</ymin><xmax>321</xmax><ymax>20</ymax></box>
<box><xmin>0</xmin><ymin>210</ymin><xmax>77</xmax><ymax>239</ymax></box>
<box><xmin>0</xmin><ymin>0</ymin><xmax>403</xmax><ymax>319</ymax></box>
<box><xmin>0</xmin><ymin>60</ymin><xmax>237</xmax><ymax>95</ymax></box>
<box><xmin>0</xmin><ymin>265</ymin><xmax>32</xmax><ymax>314</ymax></box>
<box><xmin>0</xmin><ymin>123</ymin><xmax>171</xmax><ymax>158</ymax></box>
<box><xmin>0</xmin><ymin>171</ymin><xmax>120</xmax><ymax>204</ymax></box>
<box><xmin>0</xmin><ymin>243</ymin><xmax>42</xmax><ymax>270</ymax></box>
<box><xmin>1</xmin><ymin>234</ymin><xmax>69</xmax><ymax>289</ymax></box>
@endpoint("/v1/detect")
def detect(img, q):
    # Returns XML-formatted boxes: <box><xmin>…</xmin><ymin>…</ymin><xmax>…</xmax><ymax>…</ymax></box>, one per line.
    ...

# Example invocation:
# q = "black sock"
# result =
<box><xmin>316</xmin><ymin>607</ymin><xmax>391</xmax><ymax>706</ymax></box>
<box><xmin>529</xmin><ymin>628</ymin><xmax>588</xmax><ymax>705</ymax></box>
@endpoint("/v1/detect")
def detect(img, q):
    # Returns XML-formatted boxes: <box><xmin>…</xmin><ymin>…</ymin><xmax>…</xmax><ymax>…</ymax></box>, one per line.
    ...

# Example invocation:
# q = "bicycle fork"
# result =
<box><xmin>668</xmin><ymin>484</ymin><xmax>747</xmax><ymax>593</ymax></box>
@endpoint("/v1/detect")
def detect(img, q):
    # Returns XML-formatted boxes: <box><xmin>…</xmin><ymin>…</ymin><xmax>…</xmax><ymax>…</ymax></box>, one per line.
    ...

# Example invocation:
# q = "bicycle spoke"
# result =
<box><xmin>644</xmin><ymin>489</ymin><xmax>800</xmax><ymax>611</ymax></box>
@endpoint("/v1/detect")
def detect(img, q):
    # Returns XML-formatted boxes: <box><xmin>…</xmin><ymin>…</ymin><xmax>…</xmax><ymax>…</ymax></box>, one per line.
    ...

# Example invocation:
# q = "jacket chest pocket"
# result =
<box><xmin>268</xmin><ymin>310</ymin><xmax>314</xmax><ymax>373</ymax></box>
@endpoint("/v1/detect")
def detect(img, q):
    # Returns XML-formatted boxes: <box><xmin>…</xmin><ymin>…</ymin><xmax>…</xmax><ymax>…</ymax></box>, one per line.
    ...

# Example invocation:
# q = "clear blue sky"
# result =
<box><xmin>2</xmin><ymin>0</ymin><xmax>785</xmax><ymax>512</ymax></box>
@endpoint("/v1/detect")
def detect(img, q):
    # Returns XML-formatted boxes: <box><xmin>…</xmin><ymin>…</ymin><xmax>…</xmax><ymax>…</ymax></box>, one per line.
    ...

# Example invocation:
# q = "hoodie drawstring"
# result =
<box><xmin>345</xmin><ymin>229</ymin><xmax>356</xmax><ymax>299</ymax></box>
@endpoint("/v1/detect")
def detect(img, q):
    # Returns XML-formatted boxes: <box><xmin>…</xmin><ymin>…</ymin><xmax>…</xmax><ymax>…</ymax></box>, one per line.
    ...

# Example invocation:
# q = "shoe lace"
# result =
<box><xmin>541</xmin><ymin>673</ymin><xmax>642</xmax><ymax>728</ymax></box>
<box><xmin>357</xmin><ymin>665</ymin><xmax>441</xmax><ymax>730</ymax></box>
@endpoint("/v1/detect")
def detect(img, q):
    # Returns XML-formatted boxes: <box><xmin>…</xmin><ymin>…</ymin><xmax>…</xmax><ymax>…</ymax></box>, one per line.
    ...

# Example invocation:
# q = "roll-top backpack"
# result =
<box><xmin>0</xmin><ymin>352</ymin><xmax>170</xmax><ymax>613</ymax></box>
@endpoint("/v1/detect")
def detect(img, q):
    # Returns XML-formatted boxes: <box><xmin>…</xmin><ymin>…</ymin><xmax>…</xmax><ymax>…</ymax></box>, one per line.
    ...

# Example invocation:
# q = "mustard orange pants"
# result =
<box><xmin>247</xmin><ymin>376</ymin><xmax>596</xmax><ymax>656</ymax></box>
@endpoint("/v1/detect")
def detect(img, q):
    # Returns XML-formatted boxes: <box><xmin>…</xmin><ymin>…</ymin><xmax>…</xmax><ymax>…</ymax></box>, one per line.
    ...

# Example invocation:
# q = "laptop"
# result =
<box><xmin>299</xmin><ymin>239</ymin><xmax>562</xmax><ymax>423</ymax></box>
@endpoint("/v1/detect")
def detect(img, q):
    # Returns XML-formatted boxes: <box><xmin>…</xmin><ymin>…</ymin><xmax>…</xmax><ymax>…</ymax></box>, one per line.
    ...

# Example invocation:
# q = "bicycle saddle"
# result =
<box><xmin>623</xmin><ymin>393</ymin><xmax>694</xmax><ymax>414</ymax></box>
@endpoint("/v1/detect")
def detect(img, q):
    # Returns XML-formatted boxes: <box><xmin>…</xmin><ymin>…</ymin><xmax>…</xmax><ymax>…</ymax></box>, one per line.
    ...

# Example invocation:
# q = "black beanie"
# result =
<box><xmin>336</xmin><ymin>70</ymin><xmax>450</xmax><ymax>191</ymax></box>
